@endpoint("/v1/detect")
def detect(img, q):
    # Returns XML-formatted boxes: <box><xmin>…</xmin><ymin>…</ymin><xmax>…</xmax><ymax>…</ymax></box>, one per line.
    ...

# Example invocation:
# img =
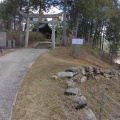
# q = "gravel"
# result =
<box><xmin>0</xmin><ymin>48</ymin><xmax>46</xmax><ymax>120</ymax></box>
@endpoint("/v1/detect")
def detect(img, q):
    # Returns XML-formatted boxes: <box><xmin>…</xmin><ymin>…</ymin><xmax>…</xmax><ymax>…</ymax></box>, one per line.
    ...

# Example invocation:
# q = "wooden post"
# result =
<box><xmin>52</xmin><ymin>18</ymin><xmax>55</xmax><ymax>49</ymax></box>
<box><xmin>25</xmin><ymin>17</ymin><xmax>30</xmax><ymax>47</ymax></box>
<box><xmin>73</xmin><ymin>45</ymin><xmax>77</xmax><ymax>58</ymax></box>
<box><xmin>78</xmin><ymin>45</ymin><xmax>80</xmax><ymax>58</ymax></box>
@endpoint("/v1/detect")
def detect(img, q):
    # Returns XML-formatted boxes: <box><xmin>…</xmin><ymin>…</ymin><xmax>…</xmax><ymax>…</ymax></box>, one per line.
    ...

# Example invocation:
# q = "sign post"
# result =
<box><xmin>72</xmin><ymin>39</ymin><xmax>83</xmax><ymax>58</ymax></box>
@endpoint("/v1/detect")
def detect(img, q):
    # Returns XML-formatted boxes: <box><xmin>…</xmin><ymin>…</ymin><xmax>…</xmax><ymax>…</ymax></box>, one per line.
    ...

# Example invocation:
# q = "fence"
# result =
<box><xmin>80</xmin><ymin>76</ymin><xmax>120</xmax><ymax>120</ymax></box>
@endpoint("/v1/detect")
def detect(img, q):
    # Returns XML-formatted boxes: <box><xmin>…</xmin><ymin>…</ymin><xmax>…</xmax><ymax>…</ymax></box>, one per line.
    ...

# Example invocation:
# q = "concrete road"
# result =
<box><xmin>0</xmin><ymin>49</ymin><xmax>46</xmax><ymax>120</ymax></box>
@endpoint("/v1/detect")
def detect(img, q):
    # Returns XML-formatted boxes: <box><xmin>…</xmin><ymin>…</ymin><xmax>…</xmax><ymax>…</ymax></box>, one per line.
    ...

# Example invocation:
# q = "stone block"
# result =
<box><xmin>72</xmin><ymin>96</ymin><xmax>87</xmax><ymax>109</ymax></box>
<box><xmin>65</xmin><ymin>87</ymin><xmax>81</xmax><ymax>96</ymax></box>
<box><xmin>58</xmin><ymin>72</ymin><xmax>74</xmax><ymax>78</ymax></box>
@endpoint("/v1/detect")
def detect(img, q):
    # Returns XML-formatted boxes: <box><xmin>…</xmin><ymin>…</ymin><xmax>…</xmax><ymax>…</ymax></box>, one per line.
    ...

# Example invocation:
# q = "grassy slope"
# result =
<box><xmin>12</xmin><ymin>46</ymin><xmax>119</xmax><ymax>120</ymax></box>
<box><xmin>12</xmin><ymin>49</ymin><xmax>80</xmax><ymax>120</ymax></box>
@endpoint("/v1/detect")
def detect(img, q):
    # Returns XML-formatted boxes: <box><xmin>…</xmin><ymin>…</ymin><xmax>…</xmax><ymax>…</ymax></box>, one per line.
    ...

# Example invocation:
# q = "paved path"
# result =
<box><xmin>0</xmin><ymin>49</ymin><xmax>46</xmax><ymax>120</ymax></box>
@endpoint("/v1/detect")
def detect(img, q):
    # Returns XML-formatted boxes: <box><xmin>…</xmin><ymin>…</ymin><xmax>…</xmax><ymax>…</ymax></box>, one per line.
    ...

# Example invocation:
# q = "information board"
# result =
<box><xmin>72</xmin><ymin>39</ymin><xmax>83</xmax><ymax>45</ymax></box>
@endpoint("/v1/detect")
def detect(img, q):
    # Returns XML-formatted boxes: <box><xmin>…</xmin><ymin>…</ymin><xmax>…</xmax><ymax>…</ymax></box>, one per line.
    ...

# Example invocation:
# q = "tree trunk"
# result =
<box><xmin>62</xmin><ymin>0</ymin><xmax>67</xmax><ymax>45</ymax></box>
<box><xmin>90</xmin><ymin>19</ymin><xmax>93</xmax><ymax>38</ymax></box>
<box><xmin>39</xmin><ymin>1</ymin><xmax>42</xmax><ymax>14</ymax></box>
<box><xmin>18</xmin><ymin>1</ymin><xmax>23</xmax><ymax>31</ymax></box>
<box><xmin>75</xmin><ymin>13</ymin><xmax>79</xmax><ymax>37</ymax></box>
<box><xmin>13</xmin><ymin>13</ymin><xmax>16</xmax><ymax>30</ymax></box>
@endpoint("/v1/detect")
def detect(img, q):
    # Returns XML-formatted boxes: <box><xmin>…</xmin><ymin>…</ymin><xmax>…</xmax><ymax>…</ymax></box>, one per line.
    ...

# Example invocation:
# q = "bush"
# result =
<box><xmin>29</xmin><ymin>32</ymin><xmax>45</xmax><ymax>41</ymax></box>
<box><xmin>7</xmin><ymin>30</ymin><xmax>45</xmax><ymax>47</ymax></box>
<box><xmin>82</xmin><ymin>42</ymin><xmax>92</xmax><ymax>48</ymax></box>
<box><xmin>7</xmin><ymin>30</ymin><xmax>25</xmax><ymax>46</ymax></box>
<box><xmin>91</xmin><ymin>48</ymin><xmax>98</xmax><ymax>55</ymax></box>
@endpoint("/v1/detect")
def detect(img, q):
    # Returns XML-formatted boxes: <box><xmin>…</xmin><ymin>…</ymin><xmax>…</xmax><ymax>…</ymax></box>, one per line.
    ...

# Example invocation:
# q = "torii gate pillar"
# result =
<box><xmin>52</xmin><ymin>18</ymin><xmax>55</xmax><ymax>49</ymax></box>
<box><xmin>25</xmin><ymin>17</ymin><xmax>30</xmax><ymax>48</ymax></box>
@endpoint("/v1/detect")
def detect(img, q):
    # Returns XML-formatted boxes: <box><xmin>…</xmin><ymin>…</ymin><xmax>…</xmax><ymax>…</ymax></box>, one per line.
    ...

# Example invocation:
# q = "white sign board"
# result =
<box><xmin>72</xmin><ymin>39</ymin><xmax>83</xmax><ymax>45</ymax></box>
<box><xmin>33</xmin><ymin>18</ymin><xmax>38</xmax><ymax>21</ymax></box>
<box><xmin>0</xmin><ymin>32</ymin><xmax>6</xmax><ymax>47</ymax></box>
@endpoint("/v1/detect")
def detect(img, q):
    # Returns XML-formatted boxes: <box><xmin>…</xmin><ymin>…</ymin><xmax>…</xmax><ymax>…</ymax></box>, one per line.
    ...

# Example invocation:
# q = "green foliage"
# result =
<box><xmin>29</xmin><ymin>0</ymin><xmax>59</xmax><ymax>13</ymax></box>
<box><xmin>82</xmin><ymin>42</ymin><xmax>92</xmax><ymax>48</ymax></box>
<box><xmin>56</xmin><ymin>25</ymin><xmax>62</xmax><ymax>38</ymax></box>
<box><xmin>65</xmin><ymin>0</ymin><xmax>120</xmax><ymax>55</ymax></box>
<box><xmin>91</xmin><ymin>48</ymin><xmax>98</xmax><ymax>55</ymax></box>
<box><xmin>29</xmin><ymin>32</ymin><xmax>45</xmax><ymax>41</ymax></box>
<box><xmin>81</xmin><ymin>42</ymin><xmax>98</xmax><ymax>55</ymax></box>
<box><xmin>106</xmin><ymin>15</ymin><xmax>120</xmax><ymax>54</ymax></box>
<box><xmin>0</xmin><ymin>0</ymin><xmax>120</xmax><ymax>56</ymax></box>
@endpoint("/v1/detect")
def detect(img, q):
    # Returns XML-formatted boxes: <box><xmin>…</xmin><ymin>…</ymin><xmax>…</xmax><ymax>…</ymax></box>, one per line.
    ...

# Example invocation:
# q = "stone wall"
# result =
<box><xmin>56</xmin><ymin>66</ymin><xmax>120</xmax><ymax>120</ymax></box>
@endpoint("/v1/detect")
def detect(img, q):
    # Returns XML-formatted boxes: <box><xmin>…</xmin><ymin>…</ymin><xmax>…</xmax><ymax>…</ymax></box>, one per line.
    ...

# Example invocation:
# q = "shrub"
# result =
<box><xmin>7</xmin><ymin>30</ymin><xmax>25</xmax><ymax>46</ymax></box>
<box><xmin>29</xmin><ymin>32</ymin><xmax>45</xmax><ymax>41</ymax></box>
<box><xmin>6</xmin><ymin>30</ymin><xmax>45</xmax><ymax>47</ymax></box>
<box><xmin>91</xmin><ymin>48</ymin><xmax>98</xmax><ymax>55</ymax></box>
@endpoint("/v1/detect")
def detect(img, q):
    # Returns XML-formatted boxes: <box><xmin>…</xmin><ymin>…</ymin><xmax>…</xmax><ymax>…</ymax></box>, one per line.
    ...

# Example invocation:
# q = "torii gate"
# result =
<box><xmin>19</xmin><ymin>11</ymin><xmax>63</xmax><ymax>49</ymax></box>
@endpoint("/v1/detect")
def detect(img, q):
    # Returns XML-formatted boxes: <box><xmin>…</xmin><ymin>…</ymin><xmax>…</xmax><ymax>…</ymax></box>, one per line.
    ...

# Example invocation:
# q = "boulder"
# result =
<box><xmin>111</xmin><ymin>70</ymin><xmax>119</xmax><ymax>76</ymax></box>
<box><xmin>66</xmin><ymin>67</ymin><xmax>80</xmax><ymax>73</ymax></box>
<box><xmin>112</xmin><ymin>76</ymin><xmax>119</xmax><ymax>80</ymax></box>
<box><xmin>104</xmin><ymin>74</ymin><xmax>112</xmax><ymax>79</ymax></box>
<box><xmin>95</xmin><ymin>75</ymin><xmax>103</xmax><ymax>80</ymax></box>
<box><xmin>93</xmin><ymin>66</ymin><xmax>100</xmax><ymax>74</ymax></box>
<box><xmin>72</xmin><ymin>96</ymin><xmax>87</xmax><ymax>109</ymax></box>
<box><xmin>73</xmin><ymin>73</ymin><xmax>82</xmax><ymax>82</ymax></box>
<box><xmin>66</xmin><ymin>79</ymin><xmax>76</xmax><ymax>88</ymax></box>
<box><xmin>100</xmin><ymin>68</ymin><xmax>105</xmax><ymax>74</ymax></box>
<box><xmin>104</xmin><ymin>69</ymin><xmax>111</xmax><ymax>74</ymax></box>
<box><xmin>84</xmin><ymin>108</ymin><xmax>97</xmax><ymax>120</ymax></box>
<box><xmin>88</xmin><ymin>73</ymin><xmax>95</xmax><ymax>80</ymax></box>
<box><xmin>118</xmin><ymin>73</ymin><xmax>120</xmax><ymax>76</ymax></box>
<box><xmin>88</xmin><ymin>67</ymin><xmax>94</xmax><ymax>73</ymax></box>
<box><xmin>85</xmin><ymin>66</ymin><xmax>89</xmax><ymax>72</ymax></box>
<box><xmin>65</xmin><ymin>87</ymin><xmax>81</xmax><ymax>96</ymax></box>
<box><xmin>81</xmin><ymin>76</ymin><xmax>87</xmax><ymax>83</ymax></box>
<box><xmin>58</xmin><ymin>72</ymin><xmax>74</xmax><ymax>78</ymax></box>
<box><xmin>81</xmin><ymin>67</ymin><xmax>86</xmax><ymax>75</ymax></box>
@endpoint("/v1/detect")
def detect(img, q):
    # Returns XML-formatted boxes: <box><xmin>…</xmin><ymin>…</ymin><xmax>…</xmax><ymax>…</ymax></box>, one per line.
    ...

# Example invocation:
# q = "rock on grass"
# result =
<box><xmin>84</xmin><ymin>108</ymin><xmax>97</xmax><ymax>120</ymax></box>
<box><xmin>65</xmin><ymin>87</ymin><xmax>81</xmax><ymax>96</ymax></box>
<box><xmin>72</xmin><ymin>96</ymin><xmax>87</xmax><ymax>109</ymax></box>
<box><xmin>58</xmin><ymin>72</ymin><xmax>74</xmax><ymax>78</ymax></box>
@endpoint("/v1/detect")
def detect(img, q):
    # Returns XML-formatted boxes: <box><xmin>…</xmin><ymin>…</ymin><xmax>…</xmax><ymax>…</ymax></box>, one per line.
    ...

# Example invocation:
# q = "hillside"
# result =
<box><xmin>12</xmin><ymin>45</ymin><xmax>120</xmax><ymax>120</ymax></box>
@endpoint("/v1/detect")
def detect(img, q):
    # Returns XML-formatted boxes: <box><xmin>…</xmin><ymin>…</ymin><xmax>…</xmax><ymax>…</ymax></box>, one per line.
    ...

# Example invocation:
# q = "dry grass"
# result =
<box><xmin>12</xmin><ymin>46</ymin><xmax>119</xmax><ymax>120</ymax></box>
<box><xmin>12</xmin><ymin>49</ymin><xmax>84</xmax><ymax>120</ymax></box>
<box><xmin>0</xmin><ymin>49</ymin><xmax>15</xmax><ymax>57</ymax></box>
